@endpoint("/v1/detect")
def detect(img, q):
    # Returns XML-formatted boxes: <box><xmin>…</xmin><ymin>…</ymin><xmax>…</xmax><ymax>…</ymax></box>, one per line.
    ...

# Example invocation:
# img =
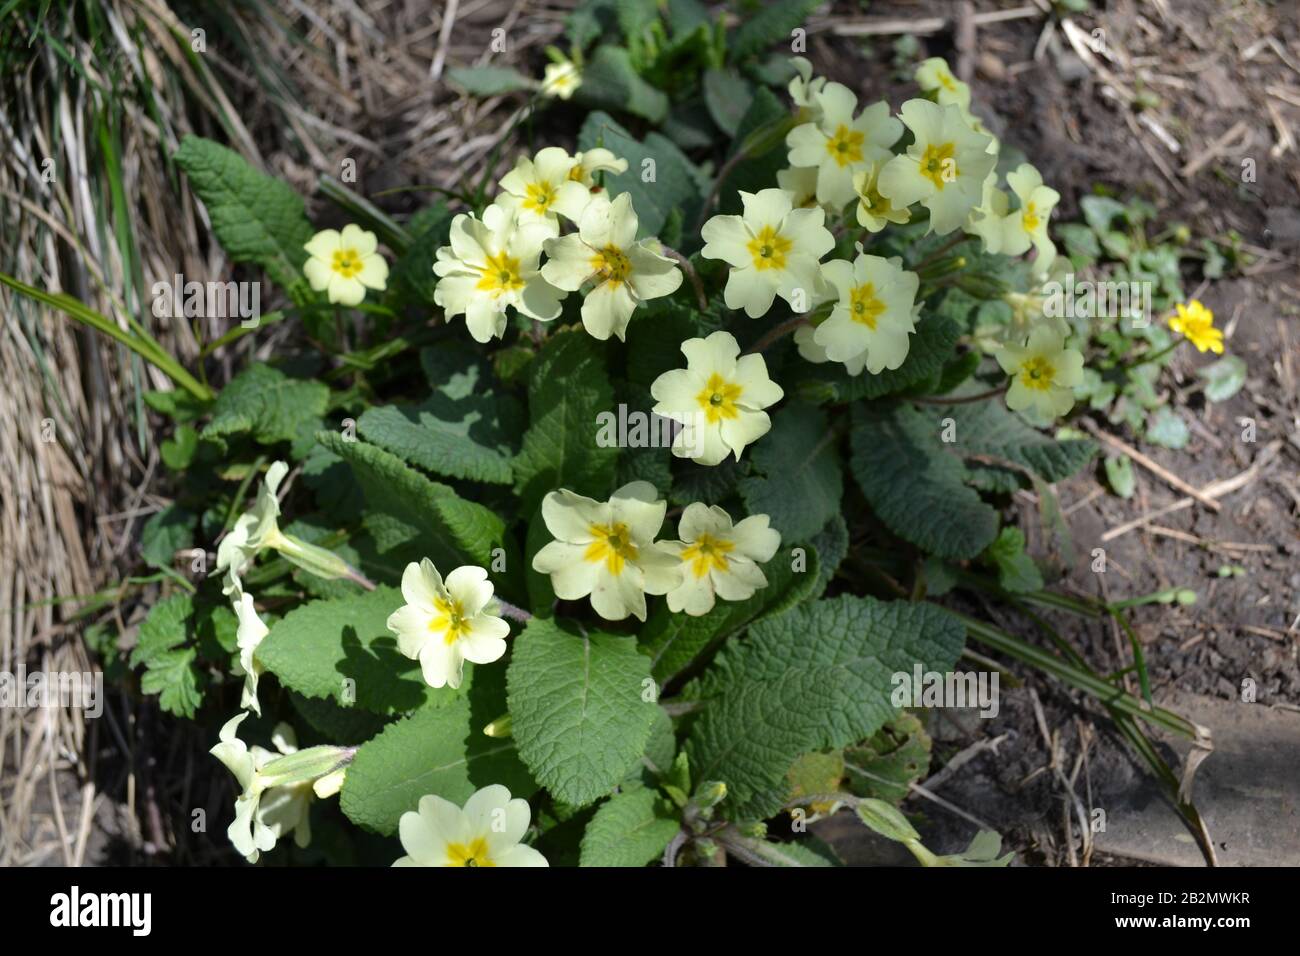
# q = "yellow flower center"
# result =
<box><xmin>445</xmin><ymin>837</ymin><xmax>496</xmax><ymax>867</ymax></box>
<box><xmin>590</xmin><ymin>245</ymin><xmax>631</xmax><ymax>285</ymax></box>
<box><xmin>429</xmin><ymin>595</ymin><xmax>469</xmax><ymax>645</ymax></box>
<box><xmin>824</xmin><ymin>123</ymin><xmax>866</xmax><ymax>167</ymax></box>
<box><xmin>695</xmin><ymin>372</ymin><xmax>744</xmax><ymax>424</ymax></box>
<box><xmin>746</xmin><ymin>225</ymin><xmax>792</xmax><ymax>271</ymax></box>
<box><xmin>476</xmin><ymin>250</ymin><xmax>524</xmax><ymax>295</ymax></box>
<box><xmin>1018</xmin><ymin>355</ymin><xmax>1056</xmax><ymax>391</ymax></box>
<box><xmin>331</xmin><ymin>248</ymin><xmax>364</xmax><ymax>278</ymax></box>
<box><xmin>920</xmin><ymin>142</ymin><xmax>957</xmax><ymax>189</ymax></box>
<box><xmin>567</xmin><ymin>164</ymin><xmax>587</xmax><ymax>184</ymax></box>
<box><xmin>680</xmin><ymin>533</ymin><xmax>735</xmax><ymax>579</ymax></box>
<box><xmin>848</xmin><ymin>282</ymin><xmax>887</xmax><ymax>329</ymax></box>
<box><xmin>523</xmin><ymin>180</ymin><xmax>557</xmax><ymax>214</ymax></box>
<box><xmin>1022</xmin><ymin>202</ymin><xmax>1040</xmax><ymax>233</ymax></box>
<box><xmin>584</xmin><ymin>522</ymin><xmax>638</xmax><ymax>575</ymax></box>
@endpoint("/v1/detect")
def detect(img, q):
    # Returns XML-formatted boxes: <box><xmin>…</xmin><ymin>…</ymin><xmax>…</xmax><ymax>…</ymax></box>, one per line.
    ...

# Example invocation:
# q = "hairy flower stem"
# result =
<box><xmin>496</xmin><ymin>599</ymin><xmax>532</xmax><ymax>622</ymax></box>
<box><xmin>1119</xmin><ymin>338</ymin><xmax>1180</xmax><ymax>371</ymax></box>
<box><xmin>910</xmin><ymin>382</ymin><xmax>1010</xmax><ymax>405</ymax></box>
<box><xmin>660</xmin><ymin>246</ymin><xmax>708</xmax><ymax>310</ymax></box>
<box><xmin>745</xmin><ymin>314</ymin><xmax>808</xmax><ymax>354</ymax></box>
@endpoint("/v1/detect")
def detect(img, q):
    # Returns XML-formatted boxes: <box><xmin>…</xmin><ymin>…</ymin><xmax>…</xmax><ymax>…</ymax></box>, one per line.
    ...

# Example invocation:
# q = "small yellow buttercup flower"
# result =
<box><xmin>394</xmin><ymin>785</ymin><xmax>547</xmax><ymax>867</ymax></box>
<box><xmin>303</xmin><ymin>225</ymin><xmax>388</xmax><ymax>306</ymax></box>
<box><xmin>386</xmin><ymin>559</ymin><xmax>510</xmax><ymax>690</ymax></box>
<box><xmin>531</xmin><ymin>482</ymin><xmax>682</xmax><ymax>622</ymax></box>
<box><xmin>1168</xmin><ymin>300</ymin><xmax>1223</xmax><ymax>354</ymax></box>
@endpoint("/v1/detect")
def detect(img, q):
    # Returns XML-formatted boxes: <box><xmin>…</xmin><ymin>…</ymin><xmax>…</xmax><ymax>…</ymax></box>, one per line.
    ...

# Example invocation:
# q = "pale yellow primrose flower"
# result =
<box><xmin>915</xmin><ymin>57</ymin><xmax>972</xmax><ymax>111</ymax></box>
<box><xmin>651</xmin><ymin>330</ymin><xmax>784</xmax><ymax>466</ymax></box>
<box><xmin>541</xmin><ymin>59</ymin><xmax>581</xmax><ymax>100</ymax></box>
<box><xmin>567</xmin><ymin>148</ymin><xmax>628</xmax><ymax>192</ymax></box>
<box><xmin>211</xmin><ymin>715</ymin><xmax>343</xmax><ymax>863</ymax></box>
<box><xmin>965</xmin><ymin>172</ymin><xmax>1009</xmax><ymax>254</ymax></box>
<box><xmin>700</xmin><ymin>188</ymin><xmax>834</xmax><ymax>319</ymax></box>
<box><xmin>816</xmin><ymin>253</ymin><xmax>919</xmax><ymax>373</ymax></box>
<box><xmin>1001</xmin><ymin>164</ymin><xmax>1060</xmax><ymax>269</ymax></box>
<box><xmin>394</xmin><ymin>785</ymin><xmax>547</xmax><ymax>867</ymax></box>
<box><xmin>540</xmin><ymin>193</ymin><xmax>682</xmax><ymax>341</ymax></box>
<box><xmin>531</xmin><ymin>481</ymin><xmax>681</xmax><ymax>623</ymax></box>
<box><xmin>996</xmin><ymin>325</ymin><xmax>1084</xmax><ymax>420</ymax></box>
<box><xmin>303</xmin><ymin>224</ymin><xmax>388</xmax><ymax>306</ymax></box>
<box><xmin>788</xmin><ymin>56</ymin><xmax>828</xmax><ymax>119</ymax></box>
<box><xmin>216</xmin><ymin>460</ymin><xmax>287</xmax><ymax>593</ymax></box>
<box><xmin>433</xmin><ymin>203</ymin><xmax>564</xmax><ymax>343</ymax></box>
<box><xmin>786</xmin><ymin>82</ymin><xmax>902</xmax><ymax>209</ymax></box>
<box><xmin>232</xmin><ymin>584</ymin><xmax>268</xmax><ymax>716</ymax></box>
<box><xmin>386</xmin><ymin>559</ymin><xmax>509</xmax><ymax>690</ymax></box>
<box><xmin>878</xmin><ymin>99</ymin><xmax>996</xmax><ymax>235</ymax></box>
<box><xmin>853</xmin><ymin>162</ymin><xmax>911</xmax><ymax>233</ymax></box>
<box><xmin>777</xmin><ymin>166</ymin><xmax>820</xmax><ymax>209</ymax></box>
<box><xmin>660</xmin><ymin>504</ymin><xmax>781</xmax><ymax>616</ymax></box>
<box><xmin>497</xmin><ymin>146</ymin><xmax>591</xmax><ymax>232</ymax></box>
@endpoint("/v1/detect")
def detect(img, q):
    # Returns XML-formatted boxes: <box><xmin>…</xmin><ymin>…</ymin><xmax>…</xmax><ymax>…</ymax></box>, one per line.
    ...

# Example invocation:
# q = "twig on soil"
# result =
<box><xmin>1179</xmin><ymin>120</ymin><xmax>1250</xmax><ymax>178</ymax></box>
<box><xmin>1081</xmin><ymin>420</ymin><xmax>1221</xmax><ymax>512</ymax></box>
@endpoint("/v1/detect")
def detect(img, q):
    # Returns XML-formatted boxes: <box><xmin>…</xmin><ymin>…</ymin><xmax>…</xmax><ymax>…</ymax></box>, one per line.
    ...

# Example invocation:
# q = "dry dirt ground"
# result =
<box><xmin>5</xmin><ymin>0</ymin><xmax>1297</xmax><ymax>866</ymax></box>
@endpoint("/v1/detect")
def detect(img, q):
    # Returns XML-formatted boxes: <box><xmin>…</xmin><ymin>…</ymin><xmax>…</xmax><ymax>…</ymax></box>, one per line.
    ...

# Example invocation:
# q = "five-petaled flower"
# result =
<box><xmin>531</xmin><ymin>481</ymin><xmax>681</xmax><ymax>622</ymax></box>
<box><xmin>1168</xmin><ymin>300</ymin><xmax>1223</xmax><ymax>354</ymax></box>
<box><xmin>433</xmin><ymin>203</ymin><xmax>563</xmax><ymax>343</ymax></box>
<box><xmin>996</xmin><ymin>325</ymin><xmax>1084</xmax><ymax>420</ymax></box>
<box><xmin>496</xmin><ymin>146</ymin><xmax>591</xmax><ymax>234</ymax></box>
<box><xmin>816</xmin><ymin>252</ymin><xmax>920</xmax><ymax>374</ymax></box>
<box><xmin>541</xmin><ymin>192</ymin><xmax>682</xmax><ymax>340</ymax></box>
<box><xmin>786</xmin><ymin>82</ymin><xmax>902</xmax><ymax>209</ymax></box>
<box><xmin>1000</xmin><ymin>164</ymin><xmax>1059</xmax><ymax>268</ymax></box>
<box><xmin>651</xmin><ymin>330</ymin><xmax>784</xmax><ymax>466</ymax></box>
<box><xmin>660</xmin><ymin>504</ymin><xmax>781</xmax><ymax>616</ymax></box>
<box><xmin>915</xmin><ymin>57</ymin><xmax>971</xmax><ymax>111</ymax></box>
<box><xmin>386</xmin><ymin>559</ymin><xmax>510</xmax><ymax>690</ymax></box>
<box><xmin>700</xmin><ymin>188</ymin><xmax>834</xmax><ymax>318</ymax></box>
<box><xmin>878</xmin><ymin>99</ymin><xmax>996</xmax><ymax>235</ymax></box>
<box><xmin>394</xmin><ymin>785</ymin><xmax>547</xmax><ymax>867</ymax></box>
<box><xmin>540</xmin><ymin>59</ymin><xmax>581</xmax><ymax>101</ymax></box>
<box><xmin>303</xmin><ymin>224</ymin><xmax>388</xmax><ymax>306</ymax></box>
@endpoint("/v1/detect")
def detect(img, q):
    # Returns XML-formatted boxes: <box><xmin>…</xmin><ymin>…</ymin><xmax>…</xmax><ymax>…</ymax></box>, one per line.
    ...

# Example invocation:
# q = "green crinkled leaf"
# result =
<box><xmin>141</xmin><ymin>504</ymin><xmax>195</xmax><ymax>571</ymax></box>
<box><xmin>446</xmin><ymin>65</ymin><xmax>536</xmax><ymax>96</ymax></box>
<box><xmin>702</xmin><ymin>68</ymin><xmax>754</xmax><ymax>136</ymax></box>
<box><xmin>507</xmin><ymin>619</ymin><xmax>659</xmax><ymax>806</ymax></box>
<box><xmin>256</xmin><ymin>586</ymin><xmax>465</xmax><ymax>715</ymax></box>
<box><xmin>319</xmin><ymin>433</ymin><xmax>504</xmax><ymax>570</ymax></box>
<box><xmin>513</xmin><ymin>330</ymin><xmax>619</xmax><ymax>512</ymax></box>
<box><xmin>739</xmin><ymin>402</ymin><xmax>842</xmax><ymax>542</ymax></box>
<box><xmin>850</xmin><ymin>402</ymin><xmax>998</xmax><ymax>560</ymax></box>
<box><xmin>795</xmin><ymin>316</ymin><xmax>962</xmax><ymax>404</ymax></box>
<box><xmin>945</xmin><ymin>397</ymin><xmax>1097</xmax><ymax>483</ymax></box>
<box><xmin>640</xmin><ymin>544</ymin><xmax>819</xmax><ymax>684</ymax></box>
<box><xmin>129</xmin><ymin>594</ymin><xmax>204</xmax><ymax>718</ymax></box>
<box><xmin>289</xmin><ymin>691</ymin><xmax>387</xmax><ymax>745</ymax></box>
<box><xmin>729</xmin><ymin>0</ymin><xmax>824</xmax><ymax>60</ymax></box>
<box><xmin>576</xmin><ymin>46</ymin><xmax>670</xmax><ymax>123</ymax></box>
<box><xmin>339</xmin><ymin>697</ymin><xmax>534</xmax><ymax>835</ymax></box>
<box><xmin>578</xmin><ymin>111</ymin><xmax>706</xmax><ymax>237</ymax></box>
<box><xmin>719</xmin><ymin>86</ymin><xmax>789</xmax><ymax>215</ymax></box>
<box><xmin>567</xmin><ymin>0</ymin><xmax>620</xmax><ymax>47</ymax></box>
<box><xmin>808</xmin><ymin>514</ymin><xmax>848</xmax><ymax>598</ymax></box>
<box><xmin>174</xmin><ymin>136</ymin><xmax>313</xmax><ymax>297</ymax></box>
<box><xmin>579</xmin><ymin>787</ymin><xmax>680</xmax><ymax>867</ymax></box>
<box><xmin>985</xmin><ymin>526</ymin><xmax>1044</xmax><ymax>593</ymax></box>
<box><xmin>389</xmin><ymin>203</ymin><xmax>453</xmax><ymax>306</ymax></box>
<box><xmin>686</xmin><ymin>595</ymin><xmax>965</xmax><ymax>819</ymax></box>
<box><xmin>843</xmin><ymin>712</ymin><xmax>932</xmax><ymax>805</ymax></box>
<box><xmin>201</xmin><ymin>363</ymin><xmax>329</xmax><ymax>451</ymax></box>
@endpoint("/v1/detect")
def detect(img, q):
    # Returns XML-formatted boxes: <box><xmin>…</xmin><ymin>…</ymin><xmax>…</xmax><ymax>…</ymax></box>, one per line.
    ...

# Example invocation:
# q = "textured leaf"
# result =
<box><xmin>320</xmin><ymin>433</ymin><xmax>504</xmax><ymax>570</ymax></box>
<box><xmin>576</xmin><ymin>46</ymin><xmax>670</xmax><ymax>123</ymax></box>
<box><xmin>567</xmin><ymin>0</ymin><xmax>620</xmax><ymax>47</ymax></box>
<box><xmin>389</xmin><ymin>204</ymin><xmax>453</xmax><ymax>306</ymax></box>
<box><xmin>808</xmin><ymin>514</ymin><xmax>848</xmax><ymax>598</ymax></box>
<box><xmin>174</xmin><ymin>136</ymin><xmax>313</xmax><ymax>296</ymax></box>
<box><xmin>201</xmin><ymin>363</ymin><xmax>329</xmax><ymax>450</ymax></box>
<box><xmin>513</xmin><ymin>330</ymin><xmax>619</xmax><ymax>512</ymax></box>
<box><xmin>359</xmin><ymin>347</ymin><xmax>517</xmax><ymax>486</ymax></box>
<box><xmin>578</xmin><ymin>112</ymin><xmax>706</xmax><ymax>237</ymax></box>
<box><xmin>446</xmin><ymin>65</ymin><xmax>535</xmax><ymax>96</ymax></box>
<box><xmin>687</xmin><ymin>595</ymin><xmax>964</xmax><ymax>818</ymax></box>
<box><xmin>640</xmin><ymin>544</ymin><xmax>819</xmax><ymax>683</ymax></box>
<box><xmin>739</xmin><ymin>402</ymin><xmax>842</xmax><ymax>542</ymax></box>
<box><xmin>339</xmin><ymin>697</ymin><xmax>534</xmax><ymax>835</ymax></box>
<box><xmin>702</xmin><ymin>68</ymin><xmax>754</xmax><ymax>136</ymax></box>
<box><xmin>719</xmin><ymin>87</ymin><xmax>789</xmax><ymax>215</ymax></box>
<box><xmin>1145</xmin><ymin>407</ymin><xmax>1190</xmax><ymax>449</ymax></box>
<box><xmin>141</xmin><ymin>504</ymin><xmax>195</xmax><ymax>571</ymax></box>
<box><xmin>985</xmin><ymin>527</ymin><xmax>1044</xmax><ymax>594</ymax></box>
<box><xmin>730</xmin><ymin>0</ymin><xmax>826</xmax><ymax>60</ymax></box>
<box><xmin>850</xmin><ymin>402</ymin><xmax>998</xmax><ymax>560</ymax></box>
<box><xmin>579</xmin><ymin>787</ymin><xmax>680</xmax><ymax>866</ymax></box>
<box><xmin>507</xmin><ymin>619</ymin><xmax>659</xmax><ymax>806</ymax></box>
<box><xmin>843</xmin><ymin>712</ymin><xmax>932</xmax><ymax>805</ymax></box>
<box><xmin>129</xmin><ymin>594</ymin><xmax>203</xmax><ymax>718</ymax></box>
<box><xmin>945</xmin><ymin>397</ymin><xmax>1097</xmax><ymax>483</ymax></box>
<box><xmin>256</xmin><ymin>586</ymin><xmax>466</xmax><ymax>715</ymax></box>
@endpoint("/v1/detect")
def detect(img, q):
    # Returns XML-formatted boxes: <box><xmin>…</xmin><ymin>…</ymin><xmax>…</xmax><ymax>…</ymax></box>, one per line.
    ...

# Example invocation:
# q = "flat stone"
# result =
<box><xmin>1092</xmin><ymin>691</ymin><xmax>1300</xmax><ymax>866</ymax></box>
